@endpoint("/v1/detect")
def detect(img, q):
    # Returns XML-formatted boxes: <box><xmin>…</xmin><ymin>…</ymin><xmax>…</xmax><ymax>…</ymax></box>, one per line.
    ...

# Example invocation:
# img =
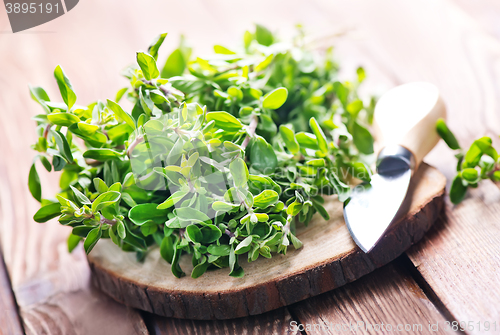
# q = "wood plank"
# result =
<box><xmin>289</xmin><ymin>261</ymin><xmax>450</xmax><ymax>335</ymax></box>
<box><xmin>407</xmin><ymin>184</ymin><xmax>500</xmax><ymax>327</ymax></box>
<box><xmin>144</xmin><ymin>307</ymin><xmax>300</xmax><ymax>335</ymax></box>
<box><xmin>21</xmin><ymin>288</ymin><xmax>149</xmax><ymax>335</ymax></box>
<box><xmin>0</xmin><ymin>249</ymin><xmax>24</xmax><ymax>335</ymax></box>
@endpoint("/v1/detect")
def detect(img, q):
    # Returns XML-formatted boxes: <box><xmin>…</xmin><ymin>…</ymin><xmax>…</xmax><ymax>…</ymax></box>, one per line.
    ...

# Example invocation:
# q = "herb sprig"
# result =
<box><xmin>436</xmin><ymin>118</ymin><xmax>500</xmax><ymax>204</ymax></box>
<box><xmin>29</xmin><ymin>26</ymin><xmax>375</xmax><ymax>278</ymax></box>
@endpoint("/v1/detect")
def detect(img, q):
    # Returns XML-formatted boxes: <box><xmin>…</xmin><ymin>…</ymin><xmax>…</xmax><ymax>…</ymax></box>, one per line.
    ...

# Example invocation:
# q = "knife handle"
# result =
<box><xmin>373</xmin><ymin>82</ymin><xmax>446</xmax><ymax>169</ymax></box>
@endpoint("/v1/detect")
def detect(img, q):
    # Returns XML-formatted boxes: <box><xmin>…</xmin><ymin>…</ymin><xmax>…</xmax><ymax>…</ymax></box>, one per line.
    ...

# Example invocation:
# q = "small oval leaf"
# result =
<box><xmin>262</xmin><ymin>87</ymin><xmax>288</xmax><ymax>110</ymax></box>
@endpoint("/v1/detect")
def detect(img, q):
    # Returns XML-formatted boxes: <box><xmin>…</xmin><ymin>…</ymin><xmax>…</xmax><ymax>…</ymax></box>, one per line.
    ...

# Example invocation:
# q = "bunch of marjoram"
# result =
<box><xmin>29</xmin><ymin>26</ymin><xmax>375</xmax><ymax>278</ymax></box>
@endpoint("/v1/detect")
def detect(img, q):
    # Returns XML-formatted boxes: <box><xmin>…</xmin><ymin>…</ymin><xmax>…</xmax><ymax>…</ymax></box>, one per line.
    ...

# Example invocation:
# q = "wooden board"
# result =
<box><xmin>144</xmin><ymin>259</ymin><xmax>449</xmax><ymax>334</ymax></box>
<box><xmin>407</xmin><ymin>182</ymin><xmax>500</xmax><ymax>326</ymax></box>
<box><xmin>0</xmin><ymin>248</ymin><xmax>23</xmax><ymax>335</ymax></box>
<box><xmin>87</xmin><ymin>163</ymin><xmax>445</xmax><ymax>320</ymax></box>
<box><xmin>288</xmin><ymin>260</ymin><xmax>450</xmax><ymax>335</ymax></box>
<box><xmin>144</xmin><ymin>307</ymin><xmax>301</xmax><ymax>335</ymax></box>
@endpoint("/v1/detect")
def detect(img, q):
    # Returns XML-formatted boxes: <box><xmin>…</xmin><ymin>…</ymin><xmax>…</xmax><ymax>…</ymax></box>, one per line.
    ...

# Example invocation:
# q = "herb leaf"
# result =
<box><xmin>436</xmin><ymin>118</ymin><xmax>460</xmax><ymax>150</ymax></box>
<box><xmin>262</xmin><ymin>87</ymin><xmax>288</xmax><ymax>110</ymax></box>
<box><xmin>229</xmin><ymin>158</ymin><xmax>248</xmax><ymax>188</ymax></box>
<box><xmin>91</xmin><ymin>191</ymin><xmax>121</xmax><ymax>212</ymax></box>
<box><xmin>84</xmin><ymin>227</ymin><xmax>102</xmax><ymax>254</ymax></box>
<box><xmin>450</xmin><ymin>175</ymin><xmax>467</xmax><ymax>204</ymax></box>
<box><xmin>352</xmin><ymin>122</ymin><xmax>374</xmax><ymax>154</ymax></box>
<box><xmin>67</xmin><ymin>233</ymin><xmax>81</xmax><ymax>252</ymax></box>
<box><xmin>148</xmin><ymin>32</ymin><xmax>168</xmax><ymax>60</ymax></box>
<box><xmin>83</xmin><ymin>149</ymin><xmax>122</xmax><ymax>161</ymax></box>
<box><xmin>54</xmin><ymin>65</ymin><xmax>77</xmax><ymax>110</ymax></box>
<box><xmin>206</xmin><ymin>112</ymin><xmax>242</xmax><ymax>131</ymax></box>
<box><xmin>52</xmin><ymin>130</ymin><xmax>74</xmax><ymax>163</ymax></box>
<box><xmin>47</xmin><ymin>112</ymin><xmax>80</xmax><ymax>127</ymax></box>
<box><xmin>136</xmin><ymin>52</ymin><xmax>160</xmax><ymax>80</ymax></box>
<box><xmin>162</xmin><ymin>49</ymin><xmax>186</xmax><ymax>78</ymax></box>
<box><xmin>255</xmin><ymin>24</ymin><xmax>273</xmax><ymax>46</ymax></box>
<box><xmin>28</xmin><ymin>163</ymin><xmax>42</xmax><ymax>202</ymax></box>
<box><xmin>129</xmin><ymin>204</ymin><xmax>169</xmax><ymax>225</ymax></box>
<box><xmin>33</xmin><ymin>203</ymin><xmax>61</xmax><ymax>223</ymax></box>
<box><xmin>107</xmin><ymin>99</ymin><xmax>136</xmax><ymax>129</ymax></box>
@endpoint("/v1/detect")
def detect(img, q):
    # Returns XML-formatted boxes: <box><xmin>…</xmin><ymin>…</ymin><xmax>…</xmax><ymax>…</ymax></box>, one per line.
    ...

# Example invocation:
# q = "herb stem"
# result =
<box><xmin>283</xmin><ymin>215</ymin><xmax>293</xmax><ymax>235</ymax></box>
<box><xmin>487</xmin><ymin>164</ymin><xmax>500</xmax><ymax>178</ymax></box>
<box><xmin>100</xmin><ymin>217</ymin><xmax>117</xmax><ymax>225</ymax></box>
<box><xmin>158</xmin><ymin>84</ymin><xmax>182</xmax><ymax>107</ymax></box>
<box><xmin>179</xmin><ymin>228</ymin><xmax>186</xmax><ymax>239</ymax></box>
<box><xmin>225</xmin><ymin>229</ymin><xmax>235</xmax><ymax>238</ymax></box>
<box><xmin>43</xmin><ymin>124</ymin><xmax>51</xmax><ymax>139</ymax></box>
<box><xmin>84</xmin><ymin>159</ymin><xmax>101</xmax><ymax>166</ymax></box>
<box><xmin>241</xmin><ymin>115</ymin><xmax>258</xmax><ymax>149</ymax></box>
<box><xmin>127</xmin><ymin>135</ymin><xmax>144</xmax><ymax>157</ymax></box>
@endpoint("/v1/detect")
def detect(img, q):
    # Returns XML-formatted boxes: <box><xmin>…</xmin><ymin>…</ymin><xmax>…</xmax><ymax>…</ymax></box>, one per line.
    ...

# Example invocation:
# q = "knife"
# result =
<box><xmin>343</xmin><ymin>82</ymin><xmax>446</xmax><ymax>253</ymax></box>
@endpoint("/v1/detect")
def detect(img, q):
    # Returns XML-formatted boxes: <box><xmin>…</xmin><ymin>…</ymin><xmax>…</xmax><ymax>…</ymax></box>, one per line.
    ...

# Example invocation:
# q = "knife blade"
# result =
<box><xmin>343</xmin><ymin>82</ymin><xmax>446</xmax><ymax>253</ymax></box>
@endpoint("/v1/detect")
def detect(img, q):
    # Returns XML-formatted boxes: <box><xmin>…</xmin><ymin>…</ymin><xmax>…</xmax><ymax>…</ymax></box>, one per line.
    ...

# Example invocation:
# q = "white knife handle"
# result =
<box><xmin>373</xmin><ymin>82</ymin><xmax>446</xmax><ymax>169</ymax></box>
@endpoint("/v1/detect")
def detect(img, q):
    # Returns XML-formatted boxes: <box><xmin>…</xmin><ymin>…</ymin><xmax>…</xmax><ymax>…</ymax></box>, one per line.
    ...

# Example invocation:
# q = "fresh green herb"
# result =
<box><xmin>436</xmin><ymin>118</ymin><xmax>500</xmax><ymax>204</ymax></box>
<box><xmin>29</xmin><ymin>26</ymin><xmax>375</xmax><ymax>278</ymax></box>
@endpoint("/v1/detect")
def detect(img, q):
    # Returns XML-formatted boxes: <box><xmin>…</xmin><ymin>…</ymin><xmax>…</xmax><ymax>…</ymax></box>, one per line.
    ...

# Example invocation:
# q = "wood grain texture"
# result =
<box><xmin>0</xmin><ymin>249</ymin><xmax>23</xmax><ymax>335</ymax></box>
<box><xmin>145</xmin><ymin>260</ymin><xmax>452</xmax><ymax>335</ymax></box>
<box><xmin>87</xmin><ymin>164</ymin><xmax>445</xmax><ymax>320</ymax></box>
<box><xmin>407</xmin><ymin>183</ymin><xmax>500</xmax><ymax>328</ymax></box>
<box><xmin>144</xmin><ymin>307</ymin><xmax>300</xmax><ymax>335</ymax></box>
<box><xmin>289</xmin><ymin>261</ymin><xmax>451</xmax><ymax>335</ymax></box>
<box><xmin>21</xmin><ymin>287</ymin><xmax>149</xmax><ymax>335</ymax></box>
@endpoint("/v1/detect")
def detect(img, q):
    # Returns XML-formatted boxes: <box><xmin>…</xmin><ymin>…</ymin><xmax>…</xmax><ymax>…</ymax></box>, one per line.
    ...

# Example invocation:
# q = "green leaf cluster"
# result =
<box><xmin>29</xmin><ymin>25</ymin><xmax>376</xmax><ymax>278</ymax></box>
<box><xmin>436</xmin><ymin>118</ymin><xmax>500</xmax><ymax>204</ymax></box>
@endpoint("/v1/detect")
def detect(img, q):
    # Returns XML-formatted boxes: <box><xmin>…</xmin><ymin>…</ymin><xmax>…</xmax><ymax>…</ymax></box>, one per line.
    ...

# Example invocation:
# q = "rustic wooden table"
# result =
<box><xmin>1</xmin><ymin>0</ymin><xmax>499</xmax><ymax>334</ymax></box>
